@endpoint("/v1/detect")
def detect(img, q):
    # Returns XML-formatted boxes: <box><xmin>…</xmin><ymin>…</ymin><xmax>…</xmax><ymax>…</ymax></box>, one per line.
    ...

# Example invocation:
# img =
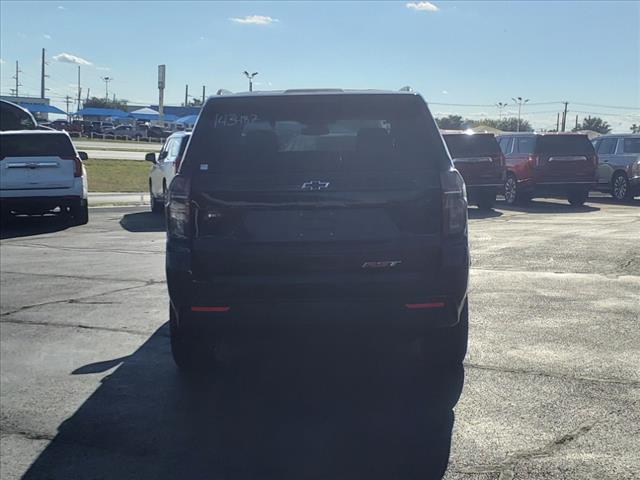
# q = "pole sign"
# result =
<box><xmin>158</xmin><ymin>65</ymin><xmax>166</xmax><ymax>90</ymax></box>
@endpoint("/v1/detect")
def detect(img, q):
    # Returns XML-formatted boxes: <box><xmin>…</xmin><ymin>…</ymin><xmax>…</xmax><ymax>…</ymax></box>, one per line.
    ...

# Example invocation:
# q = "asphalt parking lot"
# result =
<box><xmin>1</xmin><ymin>197</ymin><xmax>639</xmax><ymax>479</ymax></box>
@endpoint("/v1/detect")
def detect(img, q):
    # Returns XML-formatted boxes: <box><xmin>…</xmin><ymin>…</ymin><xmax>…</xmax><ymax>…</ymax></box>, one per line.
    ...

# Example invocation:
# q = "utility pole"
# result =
<box><xmin>243</xmin><ymin>71</ymin><xmax>258</xmax><ymax>92</ymax></box>
<box><xmin>512</xmin><ymin>96</ymin><xmax>529</xmax><ymax>132</ymax></box>
<box><xmin>13</xmin><ymin>61</ymin><xmax>22</xmax><ymax>97</ymax></box>
<box><xmin>65</xmin><ymin>95</ymin><xmax>72</xmax><ymax>121</ymax></box>
<box><xmin>101</xmin><ymin>76</ymin><xmax>113</xmax><ymax>100</ymax></box>
<box><xmin>556</xmin><ymin>113</ymin><xmax>560</xmax><ymax>132</ymax></box>
<box><xmin>184</xmin><ymin>84</ymin><xmax>189</xmax><ymax>106</ymax></box>
<box><xmin>158</xmin><ymin>65</ymin><xmax>166</xmax><ymax>125</ymax></box>
<box><xmin>561</xmin><ymin>101</ymin><xmax>569</xmax><ymax>132</ymax></box>
<box><xmin>496</xmin><ymin>102</ymin><xmax>508</xmax><ymax>121</ymax></box>
<box><xmin>202</xmin><ymin>85</ymin><xmax>205</xmax><ymax>104</ymax></box>
<box><xmin>86</xmin><ymin>88</ymin><xmax>90</xmax><ymax>102</ymax></box>
<box><xmin>575</xmin><ymin>114</ymin><xmax>579</xmax><ymax>131</ymax></box>
<box><xmin>77</xmin><ymin>66</ymin><xmax>82</xmax><ymax>112</ymax></box>
<box><xmin>41</xmin><ymin>48</ymin><xmax>49</xmax><ymax>99</ymax></box>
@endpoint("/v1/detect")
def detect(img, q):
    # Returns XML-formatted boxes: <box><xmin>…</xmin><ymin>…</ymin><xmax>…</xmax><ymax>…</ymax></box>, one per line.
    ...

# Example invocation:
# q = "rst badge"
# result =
<box><xmin>301</xmin><ymin>181</ymin><xmax>330</xmax><ymax>191</ymax></box>
<box><xmin>362</xmin><ymin>261</ymin><xmax>402</xmax><ymax>269</ymax></box>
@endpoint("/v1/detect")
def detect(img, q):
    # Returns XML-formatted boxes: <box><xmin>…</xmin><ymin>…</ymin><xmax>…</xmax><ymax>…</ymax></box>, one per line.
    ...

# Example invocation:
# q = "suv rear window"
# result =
<box><xmin>0</xmin><ymin>133</ymin><xmax>76</xmax><ymax>158</ymax></box>
<box><xmin>536</xmin><ymin>135</ymin><xmax>595</xmax><ymax>155</ymax></box>
<box><xmin>623</xmin><ymin>137</ymin><xmax>640</xmax><ymax>153</ymax></box>
<box><xmin>443</xmin><ymin>134</ymin><xmax>501</xmax><ymax>158</ymax></box>
<box><xmin>185</xmin><ymin>94</ymin><xmax>447</xmax><ymax>174</ymax></box>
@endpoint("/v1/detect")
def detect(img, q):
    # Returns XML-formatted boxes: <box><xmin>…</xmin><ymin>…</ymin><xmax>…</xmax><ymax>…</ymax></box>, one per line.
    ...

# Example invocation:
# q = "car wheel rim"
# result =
<box><xmin>505</xmin><ymin>178</ymin><xmax>516</xmax><ymax>203</ymax></box>
<box><xmin>613</xmin><ymin>177</ymin><xmax>627</xmax><ymax>199</ymax></box>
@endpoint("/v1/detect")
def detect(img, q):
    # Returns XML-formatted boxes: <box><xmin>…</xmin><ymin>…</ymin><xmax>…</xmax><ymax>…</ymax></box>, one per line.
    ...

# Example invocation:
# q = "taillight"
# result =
<box><xmin>441</xmin><ymin>168</ymin><xmax>467</xmax><ymax>236</ymax></box>
<box><xmin>528</xmin><ymin>155</ymin><xmax>542</xmax><ymax>167</ymax></box>
<box><xmin>61</xmin><ymin>156</ymin><xmax>83</xmax><ymax>177</ymax></box>
<box><xmin>166</xmin><ymin>175</ymin><xmax>191</xmax><ymax>240</ymax></box>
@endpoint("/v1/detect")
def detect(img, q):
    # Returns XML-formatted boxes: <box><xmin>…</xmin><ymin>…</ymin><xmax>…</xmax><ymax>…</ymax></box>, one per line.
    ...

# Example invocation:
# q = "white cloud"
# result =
<box><xmin>199</xmin><ymin>36</ymin><xmax>205</xmax><ymax>40</ymax></box>
<box><xmin>406</xmin><ymin>2</ymin><xmax>439</xmax><ymax>12</ymax></box>
<box><xmin>43</xmin><ymin>34</ymin><xmax>51</xmax><ymax>39</ymax></box>
<box><xmin>441</xmin><ymin>90</ymin><xmax>448</xmax><ymax>95</ymax></box>
<box><xmin>230</xmin><ymin>15</ymin><xmax>278</xmax><ymax>25</ymax></box>
<box><xmin>53</xmin><ymin>52</ymin><xmax>92</xmax><ymax>66</ymax></box>
<box><xmin>57</xmin><ymin>5</ymin><xmax>65</xmax><ymax>9</ymax></box>
<box><xmin>96</xmin><ymin>66</ymin><xmax>110</xmax><ymax>71</ymax></box>
<box><xmin>0</xmin><ymin>58</ymin><xmax>4</xmax><ymax>64</ymax></box>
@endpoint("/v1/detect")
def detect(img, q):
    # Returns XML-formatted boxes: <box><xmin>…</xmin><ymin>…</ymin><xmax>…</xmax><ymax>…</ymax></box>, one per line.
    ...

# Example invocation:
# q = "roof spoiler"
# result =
<box><xmin>399</xmin><ymin>86</ymin><xmax>413</xmax><ymax>92</ymax></box>
<box><xmin>216</xmin><ymin>89</ymin><xmax>233</xmax><ymax>96</ymax></box>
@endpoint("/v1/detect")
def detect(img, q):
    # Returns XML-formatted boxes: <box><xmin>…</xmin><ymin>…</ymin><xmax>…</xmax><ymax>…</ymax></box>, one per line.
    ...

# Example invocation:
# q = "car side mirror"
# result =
<box><xmin>145</xmin><ymin>152</ymin><xmax>157</xmax><ymax>164</ymax></box>
<box><xmin>78</xmin><ymin>151</ymin><xmax>88</xmax><ymax>161</ymax></box>
<box><xmin>158</xmin><ymin>151</ymin><xmax>168</xmax><ymax>161</ymax></box>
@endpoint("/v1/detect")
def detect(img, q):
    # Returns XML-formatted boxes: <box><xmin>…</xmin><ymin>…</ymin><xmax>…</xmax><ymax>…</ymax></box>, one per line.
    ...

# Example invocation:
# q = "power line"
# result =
<box><xmin>571</xmin><ymin>102</ymin><xmax>639</xmax><ymax>111</ymax></box>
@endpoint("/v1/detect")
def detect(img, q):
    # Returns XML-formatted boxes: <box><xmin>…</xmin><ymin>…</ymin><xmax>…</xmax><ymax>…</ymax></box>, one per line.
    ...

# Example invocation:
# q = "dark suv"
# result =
<box><xmin>497</xmin><ymin>133</ymin><xmax>597</xmax><ymax>206</ymax></box>
<box><xmin>165</xmin><ymin>90</ymin><xmax>469</xmax><ymax>371</ymax></box>
<box><xmin>443</xmin><ymin>133</ymin><xmax>505</xmax><ymax>209</ymax></box>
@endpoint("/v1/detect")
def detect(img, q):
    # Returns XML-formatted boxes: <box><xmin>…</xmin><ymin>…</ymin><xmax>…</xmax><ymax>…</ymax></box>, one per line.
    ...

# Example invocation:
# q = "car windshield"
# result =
<box><xmin>443</xmin><ymin>134</ymin><xmax>501</xmax><ymax>157</ymax></box>
<box><xmin>0</xmin><ymin>133</ymin><xmax>75</xmax><ymax>157</ymax></box>
<box><xmin>536</xmin><ymin>135</ymin><xmax>595</xmax><ymax>155</ymax></box>
<box><xmin>186</xmin><ymin>94</ymin><xmax>445</xmax><ymax>174</ymax></box>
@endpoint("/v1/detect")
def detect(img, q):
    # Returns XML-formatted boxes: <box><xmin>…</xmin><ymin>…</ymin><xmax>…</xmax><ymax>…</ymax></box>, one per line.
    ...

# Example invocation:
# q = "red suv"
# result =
<box><xmin>443</xmin><ymin>133</ymin><xmax>505</xmax><ymax>209</ymax></box>
<box><xmin>497</xmin><ymin>133</ymin><xmax>597</xmax><ymax>206</ymax></box>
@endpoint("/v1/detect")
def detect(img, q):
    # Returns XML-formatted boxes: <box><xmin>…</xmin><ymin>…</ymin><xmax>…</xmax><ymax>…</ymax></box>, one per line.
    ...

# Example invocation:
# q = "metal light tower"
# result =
<box><xmin>496</xmin><ymin>102</ymin><xmax>508</xmax><ymax>121</ymax></box>
<box><xmin>243</xmin><ymin>71</ymin><xmax>258</xmax><ymax>92</ymax></box>
<box><xmin>101</xmin><ymin>76</ymin><xmax>113</xmax><ymax>100</ymax></box>
<box><xmin>512</xmin><ymin>97</ymin><xmax>529</xmax><ymax>132</ymax></box>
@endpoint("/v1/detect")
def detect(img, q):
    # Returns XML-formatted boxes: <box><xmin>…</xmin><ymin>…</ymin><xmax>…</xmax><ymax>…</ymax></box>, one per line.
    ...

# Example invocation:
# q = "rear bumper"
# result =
<box><xmin>166</xmin><ymin>246</ymin><xmax>469</xmax><ymax>332</ymax></box>
<box><xmin>517</xmin><ymin>180</ymin><xmax>594</xmax><ymax>196</ymax></box>
<box><xmin>0</xmin><ymin>195</ymin><xmax>83</xmax><ymax>213</ymax></box>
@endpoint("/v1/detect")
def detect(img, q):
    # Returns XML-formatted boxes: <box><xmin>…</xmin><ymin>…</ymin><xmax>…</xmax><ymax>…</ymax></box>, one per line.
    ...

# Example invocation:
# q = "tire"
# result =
<box><xmin>170</xmin><ymin>305</ymin><xmax>216</xmax><ymax>373</ymax></box>
<box><xmin>476</xmin><ymin>192</ymin><xmax>496</xmax><ymax>210</ymax></box>
<box><xmin>611</xmin><ymin>172</ymin><xmax>631</xmax><ymax>201</ymax></box>
<box><xmin>504</xmin><ymin>174</ymin><xmax>519</xmax><ymax>205</ymax></box>
<box><xmin>70</xmin><ymin>199</ymin><xmax>89</xmax><ymax>225</ymax></box>
<box><xmin>568</xmin><ymin>189</ymin><xmax>588</xmax><ymax>207</ymax></box>
<box><xmin>422</xmin><ymin>299</ymin><xmax>469</xmax><ymax>367</ymax></box>
<box><xmin>150</xmin><ymin>182</ymin><xmax>163</xmax><ymax>213</ymax></box>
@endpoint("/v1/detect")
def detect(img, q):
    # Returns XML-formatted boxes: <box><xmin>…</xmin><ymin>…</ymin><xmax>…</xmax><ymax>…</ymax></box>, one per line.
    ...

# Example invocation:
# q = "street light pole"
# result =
<box><xmin>243</xmin><ymin>71</ymin><xmax>259</xmax><ymax>92</ymax></box>
<box><xmin>496</xmin><ymin>102</ymin><xmax>507</xmax><ymax>121</ymax></box>
<box><xmin>512</xmin><ymin>96</ymin><xmax>529</xmax><ymax>132</ymax></box>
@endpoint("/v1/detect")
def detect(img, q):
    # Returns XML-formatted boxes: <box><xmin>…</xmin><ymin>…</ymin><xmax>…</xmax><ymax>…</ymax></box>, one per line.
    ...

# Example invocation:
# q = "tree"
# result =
<box><xmin>630</xmin><ymin>123</ymin><xmax>640</xmax><ymax>134</ymax></box>
<box><xmin>469</xmin><ymin>117</ymin><xmax>533</xmax><ymax>132</ymax></box>
<box><xmin>436</xmin><ymin>115</ymin><xmax>464</xmax><ymax>130</ymax></box>
<box><xmin>83</xmin><ymin>96</ymin><xmax>128</xmax><ymax>111</ymax></box>
<box><xmin>573</xmin><ymin>116</ymin><xmax>611</xmax><ymax>134</ymax></box>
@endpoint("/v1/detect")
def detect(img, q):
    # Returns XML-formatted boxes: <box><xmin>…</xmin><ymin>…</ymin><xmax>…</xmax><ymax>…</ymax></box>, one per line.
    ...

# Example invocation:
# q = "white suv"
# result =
<box><xmin>146</xmin><ymin>131</ymin><xmax>190</xmax><ymax>213</ymax></box>
<box><xmin>0</xmin><ymin>130</ymin><xmax>89</xmax><ymax>224</ymax></box>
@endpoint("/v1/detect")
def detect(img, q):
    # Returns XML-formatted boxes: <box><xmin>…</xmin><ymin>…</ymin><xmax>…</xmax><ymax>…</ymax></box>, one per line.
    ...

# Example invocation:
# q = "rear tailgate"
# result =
<box><xmin>535</xmin><ymin>135</ymin><xmax>597</xmax><ymax>183</ymax></box>
<box><xmin>190</xmin><ymin>171</ymin><xmax>442</xmax><ymax>281</ymax></box>
<box><xmin>443</xmin><ymin>134</ymin><xmax>504</xmax><ymax>186</ymax></box>
<box><xmin>0</xmin><ymin>132</ymin><xmax>77</xmax><ymax>190</ymax></box>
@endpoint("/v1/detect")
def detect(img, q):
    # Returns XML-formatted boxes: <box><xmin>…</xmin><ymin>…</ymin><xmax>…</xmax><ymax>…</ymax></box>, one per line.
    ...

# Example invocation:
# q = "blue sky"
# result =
<box><xmin>1</xmin><ymin>1</ymin><xmax>638</xmax><ymax>131</ymax></box>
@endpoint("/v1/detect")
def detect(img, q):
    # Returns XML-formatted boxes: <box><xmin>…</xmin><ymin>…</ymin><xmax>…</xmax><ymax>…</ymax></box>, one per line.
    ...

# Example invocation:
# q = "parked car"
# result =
<box><xmin>0</xmin><ymin>130</ymin><xmax>89</xmax><ymax>224</ymax></box>
<box><xmin>496</xmin><ymin>133</ymin><xmax>597</xmax><ymax>206</ymax></box>
<box><xmin>164</xmin><ymin>89</ymin><xmax>469</xmax><ymax>371</ymax></box>
<box><xmin>103</xmin><ymin>124</ymin><xmax>148</xmax><ymax>139</ymax></box>
<box><xmin>147</xmin><ymin>125</ymin><xmax>173</xmax><ymax>139</ymax></box>
<box><xmin>591</xmin><ymin>134</ymin><xmax>640</xmax><ymax>201</ymax></box>
<box><xmin>146</xmin><ymin>131</ymin><xmax>190</xmax><ymax>213</ymax></box>
<box><xmin>50</xmin><ymin>119</ymin><xmax>70</xmax><ymax>131</ymax></box>
<box><xmin>100</xmin><ymin>122</ymin><xmax>115</xmax><ymax>133</ymax></box>
<box><xmin>442</xmin><ymin>133</ymin><xmax>505</xmax><ymax>209</ymax></box>
<box><xmin>0</xmin><ymin>100</ymin><xmax>37</xmax><ymax>131</ymax></box>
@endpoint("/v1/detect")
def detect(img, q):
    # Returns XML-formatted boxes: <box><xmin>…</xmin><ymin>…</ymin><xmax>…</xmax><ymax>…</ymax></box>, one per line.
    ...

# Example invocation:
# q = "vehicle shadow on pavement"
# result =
<box><xmin>22</xmin><ymin>323</ymin><xmax>463</xmax><ymax>480</ymax></box>
<box><xmin>585</xmin><ymin>196</ymin><xmax>640</xmax><ymax>207</ymax></box>
<box><xmin>119</xmin><ymin>211</ymin><xmax>166</xmax><ymax>233</ymax></box>
<box><xmin>496</xmin><ymin>199</ymin><xmax>600</xmax><ymax>214</ymax></box>
<box><xmin>467</xmin><ymin>207</ymin><xmax>503</xmax><ymax>219</ymax></box>
<box><xmin>0</xmin><ymin>215</ymin><xmax>72</xmax><ymax>240</ymax></box>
